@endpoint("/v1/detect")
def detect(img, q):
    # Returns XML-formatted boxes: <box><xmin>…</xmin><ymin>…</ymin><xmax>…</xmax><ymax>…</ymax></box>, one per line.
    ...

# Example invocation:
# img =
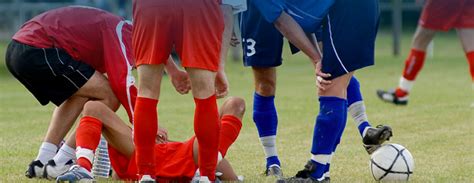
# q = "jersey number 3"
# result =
<box><xmin>243</xmin><ymin>38</ymin><xmax>256</xmax><ymax>57</ymax></box>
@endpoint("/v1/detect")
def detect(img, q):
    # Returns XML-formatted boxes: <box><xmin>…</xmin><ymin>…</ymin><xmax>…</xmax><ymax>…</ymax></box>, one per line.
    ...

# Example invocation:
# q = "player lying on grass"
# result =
<box><xmin>56</xmin><ymin>97</ymin><xmax>245</xmax><ymax>182</ymax></box>
<box><xmin>377</xmin><ymin>0</ymin><xmax>474</xmax><ymax>106</ymax></box>
<box><xmin>240</xmin><ymin>0</ymin><xmax>391</xmax><ymax>180</ymax></box>
<box><xmin>5</xmin><ymin>6</ymin><xmax>190</xmax><ymax>179</ymax></box>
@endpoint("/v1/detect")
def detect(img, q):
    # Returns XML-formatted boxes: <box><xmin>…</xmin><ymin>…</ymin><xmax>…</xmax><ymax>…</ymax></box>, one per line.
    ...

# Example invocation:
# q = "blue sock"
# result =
<box><xmin>253</xmin><ymin>92</ymin><xmax>280</xmax><ymax>168</ymax></box>
<box><xmin>323</xmin><ymin>100</ymin><xmax>348</xmax><ymax>178</ymax></box>
<box><xmin>310</xmin><ymin>97</ymin><xmax>347</xmax><ymax>180</ymax></box>
<box><xmin>347</xmin><ymin>76</ymin><xmax>372</xmax><ymax>137</ymax></box>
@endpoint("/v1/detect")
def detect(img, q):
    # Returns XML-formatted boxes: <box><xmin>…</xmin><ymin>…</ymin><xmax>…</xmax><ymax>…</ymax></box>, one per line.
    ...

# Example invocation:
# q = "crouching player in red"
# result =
<box><xmin>56</xmin><ymin>97</ymin><xmax>245</xmax><ymax>182</ymax></box>
<box><xmin>5</xmin><ymin>6</ymin><xmax>191</xmax><ymax>179</ymax></box>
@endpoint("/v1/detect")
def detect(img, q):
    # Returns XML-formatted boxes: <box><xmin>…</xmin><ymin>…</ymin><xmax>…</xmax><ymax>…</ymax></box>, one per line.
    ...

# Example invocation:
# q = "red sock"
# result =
<box><xmin>467</xmin><ymin>51</ymin><xmax>474</xmax><ymax>82</ymax></box>
<box><xmin>395</xmin><ymin>88</ymin><xmax>409</xmax><ymax>97</ymax></box>
<box><xmin>218</xmin><ymin>115</ymin><xmax>242</xmax><ymax>157</ymax></box>
<box><xmin>76</xmin><ymin>116</ymin><xmax>103</xmax><ymax>171</ymax></box>
<box><xmin>194</xmin><ymin>95</ymin><xmax>220</xmax><ymax>180</ymax></box>
<box><xmin>133</xmin><ymin>97</ymin><xmax>158</xmax><ymax>176</ymax></box>
<box><xmin>402</xmin><ymin>49</ymin><xmax>426</xmax><ymax>81</ymax></box>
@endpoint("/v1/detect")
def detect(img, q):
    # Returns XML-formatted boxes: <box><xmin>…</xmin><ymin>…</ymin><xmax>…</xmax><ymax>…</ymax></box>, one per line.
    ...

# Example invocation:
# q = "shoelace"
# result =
<box><xmin>68</xmin><ymin>166</ymin><xmax>90</xmax><ymax>179</ymax></box>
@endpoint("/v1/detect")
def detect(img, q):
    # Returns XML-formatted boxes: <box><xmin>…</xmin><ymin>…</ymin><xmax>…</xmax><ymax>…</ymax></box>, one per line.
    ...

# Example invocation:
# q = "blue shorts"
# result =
<box><xmin>241</xmin><ymin>1</ymin><xmax>283</xmax><ymax>68</ymax></box>
<box><xmin>242</xmin><ymin>0</ymin><xmax>379</xmax><ymax>78</ymax></box>
<box><xmin>241</xmin><ymin>0</ymin><xmax>334</xmax><ymax>68</ymax></box>
<box><xmin>320</xmin><ymin>0</ymin><xmax>379</xmax><ymax>79</ymax></box>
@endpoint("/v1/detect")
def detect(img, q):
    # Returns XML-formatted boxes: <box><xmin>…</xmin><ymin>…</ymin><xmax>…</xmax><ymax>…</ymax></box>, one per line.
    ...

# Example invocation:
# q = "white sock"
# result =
<box><xmin>398</xmin><ymin>77</ymin><xmax>414</xmax><ymax>93</ymax></box>
<box><xmin>311</xmin><ymin>154</ymin><xmax>331</xmax><ymax>165</ymax></box>
<box><xmin>259</xmin><ymin>136</ymin><xmax>278</xmax><ymax>158</ymax></box>
<box><xmin>348</xmin><ymin>101</ymin><xmax>369</xmax><ymax>127</ymax></box>
<box><xmin>36</xmin><ymin>142</ymin><xmax>58</xmax><ymax>164</ymax></box>
<box><xmin>76</xmin><ymin>147</ymin><xmax>94</xmax><ymax>164</ymax></box>
<box><xmin>324</xmin><ymin>153</ymin><xmax>335</xmax><ymax>178</ymax></box>
<box><xmin>53</xmin><ymin>144</ymin><xmax>76</xmax><ymax>165</ymax></box>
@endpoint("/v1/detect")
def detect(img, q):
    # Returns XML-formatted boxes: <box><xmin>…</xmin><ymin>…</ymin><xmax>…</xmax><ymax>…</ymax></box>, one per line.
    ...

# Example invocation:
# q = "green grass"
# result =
<box><xmin>1</xmin><ymin>30</ymin><xmax>473</xmax><ymax>182</ymax></box>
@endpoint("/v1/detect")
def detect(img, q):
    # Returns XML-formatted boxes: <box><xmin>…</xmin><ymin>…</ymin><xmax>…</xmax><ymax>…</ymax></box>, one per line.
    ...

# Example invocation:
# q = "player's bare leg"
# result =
<box><xmin>456</xmin><ymin>28</ymin><xmax>474</xmax><ymax>107</ymax></box>
<box><xmin>27</xmin><ymin>72</ymin><xmax>119</xmax><ymax>178</ymax></box>
<box><xmin>377</xmin><ymin>26</ymin><xmax>437</xmax><ymax>105</ymax></box>
<box><xmin>134</xmin><ymin>64</ymin><xmax>164</xmax><ymax>182</ymax></box>
<box><xmin>57</xmin><ymin>100</ymin><xmax>134</xmax><ymax>182</ymax></box>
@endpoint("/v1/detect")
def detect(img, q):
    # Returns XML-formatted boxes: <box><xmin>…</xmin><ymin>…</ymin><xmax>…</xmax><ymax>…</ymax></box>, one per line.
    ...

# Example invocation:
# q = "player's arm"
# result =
<box><xmin>215</xmin><ymin>3</ymin><xmax>235</xmax><ymax>99</ymax></box>
<box><xmin>164</xmin><ymin>56</ymin><xmax>191</xmax><ymax>95</ymax></box>
<box><xmin>274</xmin><ymin>12</ymin><xmax>321</xmax><ymax>65</ymax></box>
<box><xmin>273</xmin><ymin>12</ymin><xmax>332</xmax><ymax>86</ymax></box>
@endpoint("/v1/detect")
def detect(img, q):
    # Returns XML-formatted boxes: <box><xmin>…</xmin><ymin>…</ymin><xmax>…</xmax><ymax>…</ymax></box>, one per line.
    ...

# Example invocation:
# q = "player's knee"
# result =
<box><xmin>413</xmin><ymin>27</ymin><xmax>436</xmax><ymax>48</ymax></box>
<box><xmin>82</xmin><ymin>101</ymin><xmax>106</xmax><ymax>119</ymax></box>
<box><xmin>349</xmin><ymin>76</ymin><xmax>360</xmax><ymax>89</ymax></box>
<box><xmin>104</xmin><ymin>94</ymin><xmax>120</xmax><ymax>111</ymax></box>
<box><xmin>256</xmin><ymin>81</ymin><xmax>276</xmax><ymax>96</ymax></box>
<box><xmin>222</xmin><ymin>97</ymin><xmax>246</xmax><ymax>119</ymax></box>
<box><xmin>82</xmin><ymin>100</ymin><xmax>107</xmax><ymax>119</ymax></box>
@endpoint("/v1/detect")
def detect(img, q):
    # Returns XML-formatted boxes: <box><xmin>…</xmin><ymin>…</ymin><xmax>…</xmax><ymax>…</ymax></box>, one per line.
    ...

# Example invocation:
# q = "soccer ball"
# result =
<box><xmin>369</xmin><ymin>143</ymin><xmax>414</xmax><ymax>181</ymax></box>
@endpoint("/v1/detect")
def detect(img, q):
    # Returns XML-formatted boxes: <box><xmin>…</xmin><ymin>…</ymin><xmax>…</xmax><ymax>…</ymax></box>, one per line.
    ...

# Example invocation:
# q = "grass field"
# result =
<box><xmin>0</xmin><ymin>30</ymin><xmax>473</xmax><ymax>182</ymax></box>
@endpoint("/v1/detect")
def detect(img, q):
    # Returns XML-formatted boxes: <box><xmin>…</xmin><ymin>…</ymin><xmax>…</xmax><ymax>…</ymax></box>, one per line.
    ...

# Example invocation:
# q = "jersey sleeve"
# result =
<box><xmin>251</xmin><ymin>0</ymin><xmax>286</xmax><ymax>23</ymax></box>
<box><xmin>102</xmin><ymin>20</ymin><xmax>137</xmax><ymax>123</ymax></box>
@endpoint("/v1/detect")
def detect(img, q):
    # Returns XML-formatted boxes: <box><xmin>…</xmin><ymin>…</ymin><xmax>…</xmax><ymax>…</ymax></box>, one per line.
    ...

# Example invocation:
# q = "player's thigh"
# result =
<box><xmin>6</xmin><ymin>43</ymin><xmax>98</xmax><ymax>107</ymax></box>
<box><xmin>74</xmin><ymin>71</ymin><xmax>119</xmax><ymax>110</ymax></box>
<box><xmin>456</xmin><ymin>29</ymin><xmax>474</xmax><ymax>52</ymax></box>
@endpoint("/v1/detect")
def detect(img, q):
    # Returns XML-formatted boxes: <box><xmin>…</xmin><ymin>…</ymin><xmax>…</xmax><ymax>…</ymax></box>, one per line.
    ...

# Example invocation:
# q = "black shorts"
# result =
<box><xmin>5</xmin><ymin>40</ymin><xmax>95</xmax><ymax>106</ymax></box>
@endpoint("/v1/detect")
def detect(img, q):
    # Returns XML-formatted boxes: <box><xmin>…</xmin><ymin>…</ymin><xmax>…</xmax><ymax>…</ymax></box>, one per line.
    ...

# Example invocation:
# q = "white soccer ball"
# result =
<box><xmin>369</xmin><ymin>143</ymin><xmax>414</xmax><ymax>181</ymax></box>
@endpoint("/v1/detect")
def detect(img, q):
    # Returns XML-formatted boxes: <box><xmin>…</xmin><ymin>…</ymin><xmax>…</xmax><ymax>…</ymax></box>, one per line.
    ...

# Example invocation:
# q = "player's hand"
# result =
<box><xmin>156</xmin><ymin>127</ymin><xmax>168</xmax><ymax>144</ymax></box>
<box><xmin>215</xmin><ymin>70</ymin><xmax>229</xmax><ymax>99</ymax></box>
<box><xmin>230</xmin><ymin>32</ymin><xmax>240</xmax><ymax>47</ymax></box>
<box><xmin>170</xmin><ymin>69</ymin><xmax>191</xmax><ymax>95</ymax></box>
<box><xmin>314</xmin><ymin>61</ymin><xmax>332</xmax><ymax>90</ymax></box>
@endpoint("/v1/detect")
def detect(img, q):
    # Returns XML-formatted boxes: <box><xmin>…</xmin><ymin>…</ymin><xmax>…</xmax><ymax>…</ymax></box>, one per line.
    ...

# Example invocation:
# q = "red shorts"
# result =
<box><xmin>109</xmin><ymin>137</ymin><xmax>197</xmax><ymax>181</ymax></box>
<box><xmin>419</xmin><ymin>0</ymin><xmax>474</xmax><ymax>31</ymax></box>
<box><xmin>132</xmin><ymin>0</ymin><xmax>224</xmax><ymax>71</ymax></box>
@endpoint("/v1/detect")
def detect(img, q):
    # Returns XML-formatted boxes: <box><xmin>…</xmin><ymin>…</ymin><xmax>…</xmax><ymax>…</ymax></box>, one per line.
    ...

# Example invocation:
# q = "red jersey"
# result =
<box><xmin>108</xmin><ymin>137</ymin><xmax>198</xmax><ymax>181</ymax></box>
<box><xmin>13</xmin><ymin>6</ymin><xmax>137</xmax><ymax>122</ymax></box>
